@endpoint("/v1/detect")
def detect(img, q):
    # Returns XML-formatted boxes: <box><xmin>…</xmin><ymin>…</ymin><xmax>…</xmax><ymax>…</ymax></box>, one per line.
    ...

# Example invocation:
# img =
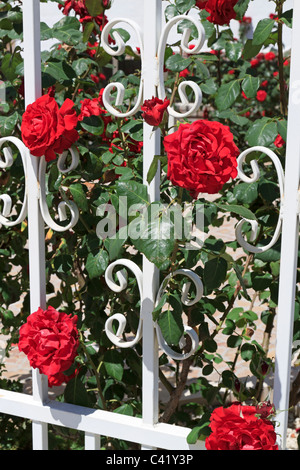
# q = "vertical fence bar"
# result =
<box><xmin>273</xmin><ymin>0</ymin><xmax>300</xmax><ymax>450</ymax></box>
<box><xmin>23</xmin><ymin>0</ymin><xmax>49</xmax><ymax>450</ymax></box>
<box><xmin>84</xmin><ymin>432</ymin><xmax>101</xmax><ymax>450</ymax></box>
<box><xmin>141</xmin><ymin>0</ymin><xmax>162</xmax><ymax>448</ymax></box>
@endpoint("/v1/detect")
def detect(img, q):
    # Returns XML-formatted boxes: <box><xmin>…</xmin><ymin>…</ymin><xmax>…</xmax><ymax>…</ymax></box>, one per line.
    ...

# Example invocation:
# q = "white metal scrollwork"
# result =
<box><xmin>38</xmin><ymin>146</ymin><xmax>80</xmax><ymax>232</ymax></box>
<box><xmin>101</xmin><ymin>18</ymin><xmax>144</xmax><ymax>118</ymax></box>
<box><xmin>0</xmin><ymin>136</ymin><xmax>28</xmax><ymax>227</ymax></box>
<box><xmin>104</xmin><ymin>259</ymin><xmax>143</xmax><ymax>348</ymax></box>
<box><xmin>104</xmin><ymin>260</ymin><xmax>204</xmax><ymax>360</ymax></box>
<box><xmin>157</xmin><ymin>15</ymin><xmax>205</xmax><ymax>118</ymax></box>
<box><xmin>155</xmin><ymin>269</ymin><xmax>203</xmax><ymax>360</ymax></box>
<box><xmin>235</xmin><ymin>146</ymin><xmax>285</xmax><ymax>253</ymax></box>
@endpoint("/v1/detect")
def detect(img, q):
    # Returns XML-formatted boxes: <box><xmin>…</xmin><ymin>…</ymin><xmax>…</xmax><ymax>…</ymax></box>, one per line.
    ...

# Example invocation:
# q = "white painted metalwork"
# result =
<box><xmin>0</xmin><ymin>0</ymin><xmax>299</xmax><ymax>452</ymax></box>
<box><xmin>0</xmin><ymin>137</ymin><xmax>28</xmax><ymax>227</ymax></box>
<box><xmin>235</xmin><ymin>146</ymin><xmax>284</xmax><ymax>254</ymax></box>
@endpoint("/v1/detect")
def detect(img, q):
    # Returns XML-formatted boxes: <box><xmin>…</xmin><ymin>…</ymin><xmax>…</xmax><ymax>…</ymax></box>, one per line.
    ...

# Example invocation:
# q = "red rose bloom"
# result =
<box><xmin>256</xmin><ymin>90</ymin><xmax>267</xmax><ymax>102</ymax></box>
<box><xmin>274</xmin><ymin>134</ymin><xmax>285</xmax><ymax>148</ymax></box>
<box><xmin>195</xmin><ymin>0</ymin><xmax>208</xmax><ymax>8</ymax></box>
<box><xmin>265</xmin><ymin>51</ymin><xmax>276</xmax><ymax>61</ymax></box>
<box><xmin>18</xmin><ymin>306</ymin><xmax>79</xmax><ymax>387</ymax></box>
<box><xmin>205</xmin><ymin>403</ymin><xmax>278</xmax><ymax>450</ymax></box>
<box><xmin>204</xmin><ymin>0</ymin><xmax>238</xmax><ymax>26</ymax></box>
<box><xmin>163</xmin><ymin>119</ymin><xmax>239</xmax><ymax>197</ymax></box>
<box><xmin>59</xmin><ymin>0</ymin><xmax>108</xmax><ymax>29</ymax></box>
<box><xmin>21</xmin><ymin>95</ymin><xmax>78</xmax><ymax>162</ymax></box>
<box><xmin>141</xmin><ymin>96</ymin><xmax>170</xmax><ymax>127</ymax></box>
<box><xmin>78</xmin><ymin>97</ymin><xmax>107</xmax><ymax>121</ymax></box>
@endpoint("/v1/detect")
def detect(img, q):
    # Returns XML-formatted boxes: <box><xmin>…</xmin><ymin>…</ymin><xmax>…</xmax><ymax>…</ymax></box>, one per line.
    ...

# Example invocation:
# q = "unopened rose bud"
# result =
<box><xmin>261</xmin><ymin>361</ymin><xmax>269</xmax><ymax>376</ymax></box>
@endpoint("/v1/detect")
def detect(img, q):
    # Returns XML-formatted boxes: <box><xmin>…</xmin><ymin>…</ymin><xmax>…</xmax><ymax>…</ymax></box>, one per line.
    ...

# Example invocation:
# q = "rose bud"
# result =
<box><xmin>141</xmin><ymin>96</ymin><xmax>170</xmax><ymax>127</ymax></box>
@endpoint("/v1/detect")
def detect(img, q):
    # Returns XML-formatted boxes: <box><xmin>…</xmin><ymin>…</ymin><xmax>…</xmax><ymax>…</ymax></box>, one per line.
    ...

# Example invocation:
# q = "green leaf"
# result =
<box><xmin>80</xmin><ymin>115</ymin><xmax>105</xmax><ymax>136</ymax></box>
<box><xmin>175</xmin><ymin>0</ymin><xmax>196</xmax><ymax>14</ymax></box>
<box><xmin>200</xmin><ymin>78</ymin><xmax>218</xmax><ymax>95</ymax></box>
<box><xmin>246</xmin><ymin>118</ymin><xmax>278</xmax><ymax>147</ymax></box>
<box><xmin>233</xmin><ymin>182</ymin><xmax>258</xmax><ymax>205</ymax></box>
<box><xmin>225</xmin><ymin>42</ymin><xmax>243</xmax><ymax>61</ymax></box>
<box><xmin>252</xmin><ymin>19</ymin><xmax>275</xmax><ymax>46</ymax></box>
<box><xmin>1</xmin><ymin>52</ymin><xmax>22</xmax><ymax>81</ymax></box>
<box><xmin>242</xmin><ymin>75</ymin><xmax>261</xmax><ymax>99</ymax></box>
<box><xmin>157</xmin><ymin>308</ymin><xmax>184</xmax><ymax>346</ymax></box>
<box><xmin>234</xmin><ymin>0</ymin><xmax>251</xmax><ymax>20</ymax></box>
<box><xmin>106</xmin><ymin>227</ymin><xmax>128</xmax><ymax>261</ymax></box>
<box><xmin>113</xmin><ymin>404</ymin><xmax>134</xmax><ymax>416</ymax></box>
<box><xmin>129</xmin><ymin>203</ymin><xmax>175</xmax><ymax>269</ymax></box>
<box><xmin>147</xmin><ymin>155</ymin><xmax>167</xmax><ymax>184</ymax></box>
<box><xmin>165</xmin><ymin>53</ymin><xmax>192</xmax><ymax>72</ymax></box>
<box><xmin>281</xmin><ymin>9</ymin><xmax>293</xmax><ymax>29</ymax></box>
<box><xmin>103</xmin><ymin>349</ymin><xmax>124</xmax><ymax>381</ymax></box>
<box><xmin>72</xmin><ymin>57</ymin><xmax>94</xmax><ymax>76</ymax></box>
<box><xmin>241</xmin><ymin>343</ymin><xmax>256</xmax><ymax>362</ymax></box>
<box><xmin>186</xmin><ymin>413</ymin><xmax>211</xmax><ymax>443</ymax></box>
<box><xmin>165</xmin><ymin>5</ymin><xmax>179</xmax><ymax>20</ymax></box>
<box><xmin>64</xmin><ymin>376</ymin><xmax>94</xmax><ymax>408</ymax></box>
<box><xmin>52</xmin><ymin>16</ymin><xmax>82</xmax><ymax>45</ymax></box>
<box><xmin>242</xmin><ymin>39</ymin><xmax>262</xmax><ymax>61</ymax></box>
<box><xmin>69</xmin><ymin>183</ymin><xmax>88</xmax><ymax>212</ymax></box>
<box><xmin>85</xmin><ymin>0</ymin><xmax>104</xmax><ymax>16</ymax></box>
<box><xmin>215</xmin><ymin>80</ymin><xmax>241</xmax><ymax>111</ymax></box>
<box><xmin>215</xmin><ymin>202</ymin><xmax>256</xmax><ymax>221</ymax></box>
<box><xmin>44</xmin><ymin>59</ymin><xmax>76</xmax><ymax>83</ymax></box>
<box><xmin>82</xmin><ymin>21</ymin><xmax>95</xmax><ymax>42</ymax></box>
<box><xmin>115</xmin><ymin>180</ymin><xmax>149</xmax><ymax>208</ymax></box>
<box><xmin>86</xmin><ymin>249</ymin><xmax>109</xmax><ymax>279</ymax></box>
<box><xmin>251</xmin><ymin>272</ymin><xmax>273</xmax><ymax>291</ymax></box>
<box><xmin>0</xmin><ymin>112</ymin><xmax>18</xmax><ymax>137</ymax></box>
<box><xmin>277</xmin><ymin>118</ymin><xmax>287</xmax><ymax>142</ymax></box>
<box><xmin>203</xmin><ymin>257</ymin><xmax>227</xmax><ymax>292</ymax></box>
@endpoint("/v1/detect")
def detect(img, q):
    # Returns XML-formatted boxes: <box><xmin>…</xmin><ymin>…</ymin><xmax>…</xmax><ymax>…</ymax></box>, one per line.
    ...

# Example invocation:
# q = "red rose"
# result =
<box><xmin>163</xmin><ymin>119</ymin><xmax>239</xmax><ymax>196</ymax></box>
<box><xmin>78</xmin><ymin>97</ymin><xmax>107</xmax><ymax>121</ymax></box>
<box><xmin>204</xmin><ymin>0</ymin><xmax>238</xmax><ymax>26</ymax></box>
<box><xmin>18</xmin><ymin>306</ymin><xmax>79</xmax><ymax>387</ymax></box>
<box><xmin>21</xmin><ymin>95</ymin><xmax>78</xmax><ymax>162</ymax></box>
<box><xmin>141</xmin><ymin>96</ymin><xmax>170</xmax><ymax>127</ymax></box>
<box><xmin>265</xmin><ymin>51</ymin><xmax>276</xmax><ymax>61</ymax></box>
<box><xmin>250</xmin><ymin>58</ymin><xmax>260</xmax><ymax>68</ymax></box>
<box><xmin>195</xmin><ymin>0</ymin><xmax>208</xmax><ymax>8</ymax></box>
<box><xmin>205</xmin><ymin>403</ymin><xmax>278</xmax><ymax>450</ymax></box>
<box><xmin>256</xmin><ymin>90</ymin><xmax>267</xmax><ymax>102</ymax></box>
<box><xmin>59</xmin><ymin>0</ymin><xmax>108</xmax><ymax>29</ymax></box>
<box><xmin>274</xmin><ymin>134</ymin><xmax>285</xmax><ymax>148</ymax></box>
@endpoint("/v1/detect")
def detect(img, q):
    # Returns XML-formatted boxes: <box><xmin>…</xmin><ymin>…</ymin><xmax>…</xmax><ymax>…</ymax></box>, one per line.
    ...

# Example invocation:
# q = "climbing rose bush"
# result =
<box><xmin>205</xmin><ymin>403</ymin><xmax>278</xmax><ymax>450</ymax></box>
<box><xmin>18</xmin><ymin>306</ymin><xmax>79</xmax><ymax>387</ymax></box>
<box><xmin>163</xmin><ymin>119</ymin><xmax>239</xmax><ymax>196</ymax></box>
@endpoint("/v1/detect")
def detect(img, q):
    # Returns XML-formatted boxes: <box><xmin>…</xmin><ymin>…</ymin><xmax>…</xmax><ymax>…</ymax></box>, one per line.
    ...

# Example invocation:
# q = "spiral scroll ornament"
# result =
<box><xmin>0</xmin><ymin>137</ymin><xmax>28</xmax><ymax>227</ymax></box>
<box><xmin>235</xmin><ymin>146</ymin><xmax>284</xmax><ymax>254</ymax></box>
<box><xmin>38</xmin><ymin>146</ymin><xmax>80</xmax><ymax>232</ymax></box>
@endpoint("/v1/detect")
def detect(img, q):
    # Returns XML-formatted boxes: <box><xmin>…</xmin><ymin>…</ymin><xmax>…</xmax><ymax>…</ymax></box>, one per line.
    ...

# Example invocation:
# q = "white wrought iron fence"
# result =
<box><xmin>0</xmin><ymin>0</ymin><xmax>299</xmax><ymax>451</ymax></box>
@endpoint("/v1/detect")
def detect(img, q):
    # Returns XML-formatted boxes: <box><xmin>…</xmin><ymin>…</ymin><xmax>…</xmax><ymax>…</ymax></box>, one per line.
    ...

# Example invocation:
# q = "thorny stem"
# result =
<box><xmin>276</xmin><ymin>1</ymin><xmax>288</xmax><ymax>116</ymax></box>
